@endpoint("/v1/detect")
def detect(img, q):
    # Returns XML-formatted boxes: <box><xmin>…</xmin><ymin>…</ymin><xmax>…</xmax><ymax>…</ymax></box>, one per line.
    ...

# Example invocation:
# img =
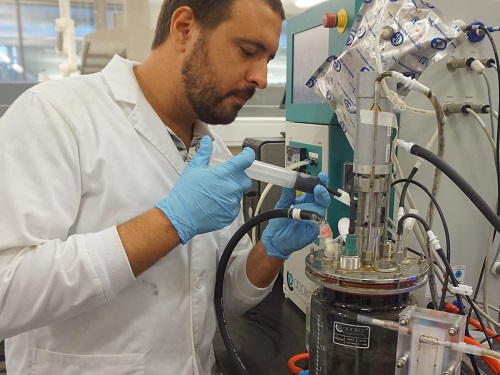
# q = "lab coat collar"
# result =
<box><xmin>101</xmin><ymin>55</ymin><xmax>186</xmax><ymax>174</ymax></box>
<box><xmin>100</xmin><ymin>55</ymin><xmax>215</xmax><ymax>175</ymax></box>
<box><xmin>101</xmin><ymin>54</ymin><xmax>141</xmax><ymax>104</ymax></box>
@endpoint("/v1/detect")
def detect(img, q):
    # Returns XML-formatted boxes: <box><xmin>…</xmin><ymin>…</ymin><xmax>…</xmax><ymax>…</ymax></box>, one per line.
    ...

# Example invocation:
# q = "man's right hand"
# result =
<box><xmin>155</xmin><ymin>135</ymin><xmax>254</xmax><ymax>244</ymax></box>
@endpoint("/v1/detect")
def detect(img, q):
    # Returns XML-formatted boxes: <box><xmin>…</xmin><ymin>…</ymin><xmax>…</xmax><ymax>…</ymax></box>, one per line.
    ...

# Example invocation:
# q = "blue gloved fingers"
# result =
<box><xmin>216</xmin><ymin>147</ymin><xmax>254</xmax><ymax>192</ymax></box>
<box><xmin>188</xmin><ymin>135</ymin><xmax>213</xmax><ymax>169</ymax></box>
<box><xmin>318</xmin><ymin>171</ymin><xmax>328</xmax><ymax>186</ymax></box>
<box><xmin>261</xmin><ymin>218</ymin><xmax>321</xmax><ymax>259</ymax></box>
<box><xmin>295</xmin><ymin>172</ymin><xmax>329</xmax><ymax>204</ymax></box>
<box><xmin>275</xmin><ymin>187</ymin><xmax>297</xmax><ymax>209</ymax></box>
<box><xmin>313</xmin><ymin>184</ymin><xmax>331</xmax><ymax>210</ymax></box>
<box><xmin>226</xmin><ymin>147</ymin><xmax>255</xmax><ymax>170</ymax></box>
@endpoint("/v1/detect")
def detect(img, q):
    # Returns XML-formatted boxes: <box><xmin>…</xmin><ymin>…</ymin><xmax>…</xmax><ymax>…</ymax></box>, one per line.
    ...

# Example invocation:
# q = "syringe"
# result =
<box><xmin>210</xmin><ymin>153</ymin><xmax>321</xmax><ymax>194</ymax></box>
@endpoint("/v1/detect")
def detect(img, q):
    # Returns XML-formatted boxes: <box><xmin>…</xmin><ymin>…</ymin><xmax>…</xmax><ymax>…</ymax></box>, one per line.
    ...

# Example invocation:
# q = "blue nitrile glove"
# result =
<box><xmin>156</xmin><ymin>136</ymin><xmax>254</xmax><ymax>244</ymax></box>
<box><xmin>261</xmin><ymin>172</ymin><xmax>331</xmax><ymax>259</ymax></box>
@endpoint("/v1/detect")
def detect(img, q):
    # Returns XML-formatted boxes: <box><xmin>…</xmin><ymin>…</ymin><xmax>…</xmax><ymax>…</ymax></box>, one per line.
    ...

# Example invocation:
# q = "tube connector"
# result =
<box><xmin>468</xmin><ymin>103</ymin><xmax>490</xmax><ymax>114</ymax></box>
<box><xmin>426</xmin><ymin>230</ymin><xmax>440</xmax><ymax>252</ymax></box>
<box><xmin>395</xmin><ymin>139</ymin><xmax>415</xmax><ymax>154</ymax></box>
<box><xmin>447</xmin><ymin>56</ymin><xmax>476</xmax><ymax>72</ymax></box>
<box><xmin>449</xmin><ymin>284</ymin><xmax>473</xmax><ymax>296</ymax></box>
<box><xmin>389</xmin><ymin>71</ymin><xmax>430</xmax><ymax>95</ymax></box>
<box><xmin>334</xmin><ymin>188</ymin><xmax>352</xmax><ymax>207</ymax></box>
<box><xmin>396</xmin><ymin>206</ymin><xmax>405</xmax><ymax>224</ymax></box>
<box><xmin>492</xmin><ymin>261</ymin><xmax>500</xmax><ymax>276</ymax></box>
<box><xmin>470</xmin><ymin>59</ymin><xmax>486</xmax><ymax>74</ymax></box>
<box><xmin>443</xmin><ymin>102</ymin><xmax>472</xmax><ymax>116</ymax></box>
<box><xmin>403</xmin><ymin>209</ymin><xmax>419</xmax><ymax>231</ymax></box>
<box><xmin>381</xmin><ymin>26</ymin><xmax>395</xmax><ymax>40</ymax></box>
<box><xmin>478</xmin><ymin>58</ymin><xmax>496</xmax><ymax>68</ymax></box>
<box><xmin>445</xmin><ymin>102</ymin><xmax>490</xmax><ymax>115</ymax></box>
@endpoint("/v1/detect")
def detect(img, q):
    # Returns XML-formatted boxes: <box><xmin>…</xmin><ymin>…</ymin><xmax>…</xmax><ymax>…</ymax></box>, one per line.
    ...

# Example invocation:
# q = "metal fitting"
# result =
<box><xmin>478</xmin><ymin>58</ymin><xmax>496</xmax><ymax>68</ymax></box>
<box><xmin>467</xmin><ymin>103</ymin><xmax>490</xmax><ymax>114</ymax></box>
<box><xmin>399</xmin><ymin>318</ymin><xmax>409</xmax><ymax>326</ymax></box>
<box><xmin>381</xmin><ymin>26</ymin><xmax>395</xmax><ymax>40</ymax></box>
<box><xmin>447</xmin><ymin>56</ymin><xmax>475</xmax><ymax>72</ymax></box>
<box><xmin>341</xmin><ymin>255</ymin><xmax>361</xmax><ymax>271</ymax></box>
<box><xmin>396</xmin><ymin>359</ymin><xmax>406</xmax><ymax>368</ymax></box>
<box><xmin>396</xmin><ymin>353</ymin><xmax>409</xmax><ymax>368</ymax></box>
<box><xmin>492</xmin><ymin>261</ymin><xmax>500</xmax><ymax>276</ymax></box>
<box><xmin>443</xmin><ymin>102</ymin><xmax>471</xmax><ymax>116</ymax></box>
<box><xmin>448</xmin><ymin>327</ymin><xmax>457</xmax><ymax>336</ymax></box>
<box><xmin>309</xmin><ymin>247</ymin><xmax>315</xmax><ymax>260</ymax></box>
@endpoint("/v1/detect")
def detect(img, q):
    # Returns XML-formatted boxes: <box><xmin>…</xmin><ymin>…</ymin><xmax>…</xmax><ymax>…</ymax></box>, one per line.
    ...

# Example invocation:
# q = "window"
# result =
<box><xmin>0</xmin><ymin>0</ymin><xmax>124</xmax><ymax>82</ymax></box>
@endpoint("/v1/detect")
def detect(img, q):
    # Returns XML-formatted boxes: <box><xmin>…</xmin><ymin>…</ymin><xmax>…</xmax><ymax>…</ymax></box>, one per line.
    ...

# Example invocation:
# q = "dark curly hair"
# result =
<box><xmin>151</xmin><ymin>0</ymin><xmax>285</xmax><ymax>49</ymax></box>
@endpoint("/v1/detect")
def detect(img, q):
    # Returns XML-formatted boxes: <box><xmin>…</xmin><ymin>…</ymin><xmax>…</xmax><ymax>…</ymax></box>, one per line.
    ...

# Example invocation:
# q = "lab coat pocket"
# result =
<box><xmin>30</xmin><ymin>348</ymin><xmax>145</xmax><ymax>375</ymax></box>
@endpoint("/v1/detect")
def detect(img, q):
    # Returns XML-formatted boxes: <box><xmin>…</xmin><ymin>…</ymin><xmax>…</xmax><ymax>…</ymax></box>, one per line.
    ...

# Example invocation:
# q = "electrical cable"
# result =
<box><xmin>465</xmin><ymin>107</ymin><xmax>496</xmax><ymax>152</ymax></box>
<box><xmin>470</xmin><ymin>300</ymin><xmax>500</xmax><ymax>330</ymax></box>
<box><xmin>214</xmin><ymin>208</ymin><xmax>325</xmax><ymax>375</ymax></box>
<box><xmin>473</xmin><ymin>25</ymin><xmax>500</xmax><ymax>216</ymax></box>
<box><xmin>397</xmin><ymin>141</ymin><xmax>500</xmax><ymax>339</ymax></box>
<box><xmin>374</xmin><ymin>29</ymin><xmax>435</xmax><ymax>115</ymax></box>
<box><xmin>482</xmin><ymin>72</ymin><xmax>496</xmax><ymax>138</ymax></box>
<box><xmin>392</xmin><ymin>178</ymin><xmax>451</xmax><ymax>311</ymax></box>
<box><xmin>480</xmin><ymin>334</ymin><xmax>500</xmax><ymax>345</ymax></box>
<box><xmin>398</xmin><ymin>167</ymin><xmax>418</xmax><ymax>209</ymax></box>
<box><xmin>435</xmin><ymin>248</ymin><xmax>493</xmax><ymax>349</ymax></box>
<box><xmin>393</xmin><ymin>156</ymin><xmax>428</xmax><ymax>253</ymax></box>
<box><xmin>397</xmin><ymin>142</ymin><xmax>500</xmax><ymax>234</ymax></box>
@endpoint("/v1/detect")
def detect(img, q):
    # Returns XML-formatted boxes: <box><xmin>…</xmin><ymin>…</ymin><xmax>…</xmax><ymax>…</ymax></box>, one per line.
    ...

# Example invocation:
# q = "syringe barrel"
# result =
<box><xmin>210</xmin><ymin>153</ymin><xmax>320</xmax><ymax>193</ymax></box>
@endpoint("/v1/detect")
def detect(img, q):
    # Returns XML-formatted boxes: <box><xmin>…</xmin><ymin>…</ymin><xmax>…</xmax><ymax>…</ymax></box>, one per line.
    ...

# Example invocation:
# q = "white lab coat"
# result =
<box><xmin>0</xmin><ymin>56</ymin><xmax>272</xmax><ymax>374</ymax></box>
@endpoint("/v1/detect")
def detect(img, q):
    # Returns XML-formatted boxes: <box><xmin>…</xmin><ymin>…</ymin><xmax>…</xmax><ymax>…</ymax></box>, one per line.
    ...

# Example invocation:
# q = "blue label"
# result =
<box><xmin>421</xmin><ymin>1</ymin><xmax>435</xmax><ymax>8</ymax></box>
<box><xmin>391</xmin><ymin>32</ymin><xmax>404</xmax><ymax>46</ymax></box>
<box><xmin>360</xmin><ymin>67</ymin><xmax>371</xmax><ymax>72</ymax></box>
<box><xmin>344</xmin><ymin>98</ymin><xmax>353</xmax><ymax>112</ymax></box>
<box><xmin>431</xmin><ymin>37</ymin><xmax>447</xmax><ymax>50</ymax></box>
<box><xmin>346</xmin><ymin>32</ymin><xmax>355</xmax><ymax>46</ymax></box>
<box><xmin>333</xmin><ymin>59</ymin><xmax>342</xmax><ymax>72</ymax></box>
<box><xmin>357</xmin><ymin>26</ymin><xmax>366</xmax><ymax>38</ymax></box>
<box><xmin>363</xmin><ymin>0</ymin><xmax>373</xmax><ymax>3</ymax></box>
<box><xmin>306</xmin><ymin>78</ymin><xmax>315</xmax><ymax>88</ymax></box>
<box><xmin>326</xmin><ymin>55</ymin><xmax>336</xmax><ymax>62</ymax></box>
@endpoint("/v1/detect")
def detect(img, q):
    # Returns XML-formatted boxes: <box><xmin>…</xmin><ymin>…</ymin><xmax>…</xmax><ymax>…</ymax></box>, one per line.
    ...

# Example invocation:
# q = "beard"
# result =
<box><xmin>181</xmin><ymin>35</ymin><xmax>255</xmax><ymax>125</ymax></box>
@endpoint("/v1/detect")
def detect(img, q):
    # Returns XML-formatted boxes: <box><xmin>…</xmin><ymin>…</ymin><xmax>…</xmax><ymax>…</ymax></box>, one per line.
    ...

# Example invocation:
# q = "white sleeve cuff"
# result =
<box><xmin>229</xmin><ymin>250</ymin><xmax>274</xmax><ymax>303</ymax></box>
<box><xmin>85</xmin><ymin>226</ymin><xmax>136</xmax><ymax>301</ymax></box>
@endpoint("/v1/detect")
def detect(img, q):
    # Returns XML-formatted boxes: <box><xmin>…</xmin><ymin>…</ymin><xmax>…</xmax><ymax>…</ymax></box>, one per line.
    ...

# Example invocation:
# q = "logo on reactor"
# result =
<box><xmin>287</xmin><ymin>271</ymin><xmax>294</xmax><ymax>291</ymax></box>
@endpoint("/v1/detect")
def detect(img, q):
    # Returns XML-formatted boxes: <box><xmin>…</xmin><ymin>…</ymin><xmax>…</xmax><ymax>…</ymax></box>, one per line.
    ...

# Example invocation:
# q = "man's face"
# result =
<box><xmin>180</xmin><ymin>0</ymin><xmax>282</xmax><ymax>125</ymax></box>
<box><xmin>181</xmin><ymin>33</ymin><xmax>254</xmax><ymax>125</ymax></box>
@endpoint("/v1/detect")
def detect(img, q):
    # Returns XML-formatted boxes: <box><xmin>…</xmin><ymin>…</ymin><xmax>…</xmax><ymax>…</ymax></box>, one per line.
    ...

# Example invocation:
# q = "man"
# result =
<box><xmin>0</xmin><ymin>0</ymin><xmax>330</xmax><ymax>374</ymax></box>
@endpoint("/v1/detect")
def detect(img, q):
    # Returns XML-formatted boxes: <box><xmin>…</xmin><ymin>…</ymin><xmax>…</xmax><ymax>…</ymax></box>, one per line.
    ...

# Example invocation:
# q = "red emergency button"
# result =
<box><xmin>322</xmin><ymin>12</ymin><xmax>338</xmax><ymax>28</ymax></box>
<box><xmin>322</xmin><ymin>8</ymin><xmax>348</xmax><ymax>33</ymax></box>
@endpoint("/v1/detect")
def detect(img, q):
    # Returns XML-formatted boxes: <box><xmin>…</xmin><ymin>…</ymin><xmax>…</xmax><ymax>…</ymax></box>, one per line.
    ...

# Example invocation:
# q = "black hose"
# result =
<box><xmin>392</xmin><ymin>178</ymin><xmax>451</xmax><ymax>311</ymax></box>
<box><xmin>408</xmin><ymin>144</ymin><xmax>500</xmax><ymax>234</ymax></box>
<box><xmin>214</xmin><ymin>208</ymin><xmax>324</xmax><ymax>375</ymax></box>
<box><xmin>398</xmin><ymin>167</ymin><xmax>418</xmax><ymax>208</ymax></box>
<box><xmin>435</xmin><ymin>248</ymin><xmax>493</xmax><ymax>349</ymax></box>
<box><xmin>397</xmin><ymin>212</ymin><xmax>429</xmax><ymax>234</ymax></box>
